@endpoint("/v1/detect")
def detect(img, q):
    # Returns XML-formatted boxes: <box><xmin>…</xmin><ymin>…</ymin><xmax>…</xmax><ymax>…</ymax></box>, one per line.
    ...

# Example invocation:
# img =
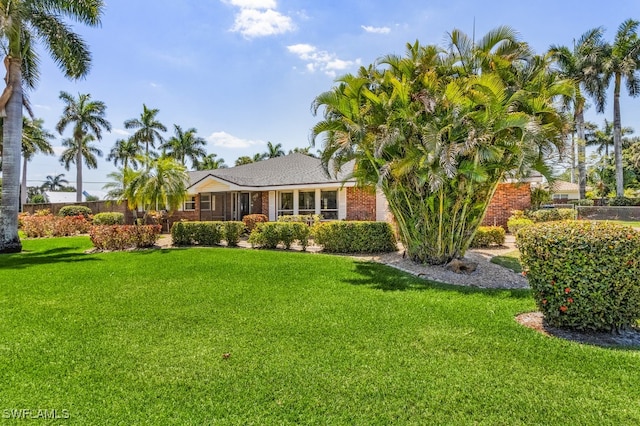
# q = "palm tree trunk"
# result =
<box><xmin>575</xmin><ymin>106</ymin><xmax>586</xmax><ymax>199</ymax></box>
<box><xmin>0</xmin><ymin>57</ymin><xmax>23</xmax><ymax>253</ymax></box>
<box><xmin>21</xmin><ymin>155</ymin><xmax>28</xmax><ymax>208</ymax></box>
<box><xmin>76</xmin><ymin>147</ymin><xmax>83</xmax><ymax>202</ymax></box>
<box><xmin>613</xmin><ymin>73</ymin><xmax>624</xmax><ymax>197</ymax></box>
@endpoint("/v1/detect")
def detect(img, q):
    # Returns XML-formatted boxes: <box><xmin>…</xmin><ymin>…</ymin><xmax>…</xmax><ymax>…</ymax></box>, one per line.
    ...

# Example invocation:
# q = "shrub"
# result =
<box><xmin>470</xmin><ymin>226</ymin><xmax>505</xmax><ymax>248</ymax></box>
<box><xmin>20</xmin><ymin>214</ymin><xmax>91</xmax><ymax>238</ymax></box>
<box><xmin>242</xmin><ymin>214</ymin><xmax>268</xmax><ymax>232</ymax></box>
<box><xmin>609</xmin><ymin>196</ymin><xmax>633</xmax><ymax>206</ymax></box>
<box><xmin>277</xmin><ymin>214</ymin><xmax>322</xmax><ymax>226</ymax></box>
<box><xmin>89</xmin><ymin>225</ymin><xmax>161</xmax><ymax>250</ymax></box>
<box><xmin>248</xmin><ymin>222</ymin><xmax>311</xmax><ymax>250</ymax></box>
<box><xmin>171</xmin><ymin>221</ymin><xmax>223</xmax><ymax>246</ymax></box>
<box><xmin>58</xmin><ymin>205</ymin><xmax>92</xmax><ymax>218</ymax></box>
<box><xmin>570</xmin><ymin>199</ymin><xmax>594</xmax><ymax>206</ymax></box>
<box><xmin>557</xmin><ymin>208</ymin><xmax>577</xmax><ymax>220</ymax></box>
<box><xmin>507</xmin><ymin>217</ymin><xmax>534</xmax><ymax>235</ymax></box>
<box><xmin>223</xmin><ymin>222</ymin><xmax>245</xmax><ymax>247</ymax></box>
<box><xmin>92</xmin><ymin>212</ymin><xmax>125</xmax><ymax>225</ymax></box>
<box><xmin>517</xmin><ymin>221</ymin><xmax>640</xmax><ymax>331</ymax></box>
<box><xmin>313</xmin><ymin>221</ymin><xmax>397</xmax><ymax>253</ymax></box>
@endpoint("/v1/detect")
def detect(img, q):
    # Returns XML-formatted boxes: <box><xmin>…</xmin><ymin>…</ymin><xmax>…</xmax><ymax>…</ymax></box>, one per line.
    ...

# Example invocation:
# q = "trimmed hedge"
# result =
<box><xmin>277</xmin><ymin>214</ymin><xmax>322</xmax><ymax>225</ymax></box>
<box><xmin>89</xmin><ymin>225</ymin><xmax>161</xmax><ymax>250</ymax></box>
<box><xmin>248</xmin><ymin>222</ymin><xmax>310</xmax><ymax>250</ymax></box>
<box><xmin>92</xmin><ymin>212</ymin><xmax>125</xmax><ymax>225</ymax></box>
<box><xmin>507</xmin><ymin>218</ymin><xmax>534</xmax><ymax>235</ymax></box>
<box><xmin>470</xmin><ymin>226</ymin><xmax>505</xmax><ymax>248</ymax></box>
<box><xmin>58</xmin><ymin>205</ymin><xmax>92</xmax><ymax>218</ymax></box>
<box><xmin>170</xmin><ymin>221</ymin><xmax>244</xmax><ymax>246</ymax></box>
<box><xmin>527</xmin><ymin>208</ymin><xmax>576</xmax><ymax>222</ymax></box>
<box><xmin>242</xmin><ymin>214</ymin><xmax>268</xmax><ymax>232</ymax></box>
<box><xmin>20</xmin><ymin>214</ymin><xmax>91</xmax><ymax>238</ymax></box>
<box><xmin>313</xmin><ymin>221</ymin><xmax>397</xmax><ymax>253</ymax></box>
<box><xmin>517</xmin><ymin>221</ymin><xmax>640</xmax><ymax>331</ymax></box>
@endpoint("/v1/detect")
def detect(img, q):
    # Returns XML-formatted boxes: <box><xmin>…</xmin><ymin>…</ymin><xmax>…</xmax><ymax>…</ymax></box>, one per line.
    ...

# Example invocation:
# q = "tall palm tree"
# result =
<box><xmin>160</xmin><ymin>125</ymin><xmax>206</xmax><ymax>168</ymax></box>
<box><xmin>550</xmin><ymin>28</ymin><xmax>608</xmax><ymax>199</ymax></box>
<box><xmin>56</xmin><ymin>91</ymin><xmax>111</xmax><ymax>201</ymax></box>
<box><xmin>107</xmin><ymin>137</ymin><xmax>142</xmax><ymax>171</ymax></box>
<box><xmin>601</xmin><ymin>19</ymin><xmax>640</xmax><ymax>196</ymax></box>
<box><xmin>586</xmin><ymin>119</ymin><xmax>634</xmax><ymax>158</ymax></box>
<box><xmin>194</xmin><ymin>153</ymin><xmax>226</xmax><ymax>170</ymax></box>
<box><xmin>0</xmin><ymin>1</ymin><xmax>105</xmax><ymax>253</ymax></box>
<box><xmin>235</xmin><ymin>156</ymin><xmax>254</xmax><ymax>166</ymax></box>
<box><xmin>264</xmin><ymin>141</ymin><xmax>284</xmax><ymax>158</ymax></box>
<box><xmin>41</xmin><ymin>173</ymin><xmax>69</xmax><ymax>191</ymax></box>
<box><xmin>21</xmin><ymin>118</ymin><xmax>54</xmax><ymax>207</ymax></box>
<box><xmin>59</xmin><ymin>134</ymin><xmax>103</xmax><ymax>200</ymax></box>
<box><xmin>124</xmin><ymin>104</ymin><xmax>167</xmax><ymax>157</ymax></box>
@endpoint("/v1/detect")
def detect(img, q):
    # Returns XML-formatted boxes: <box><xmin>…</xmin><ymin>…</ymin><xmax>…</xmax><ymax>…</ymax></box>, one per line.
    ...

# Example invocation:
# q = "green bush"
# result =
<box><xmin>609</xmin><ymin>196</ymin><xmax>633</xmax><ymax>206</ymax></box>
<box><xmin>527</xmin><ymin>208</ymin><xmax>561</xmax><ymax>222</ymax></box>
<box><xmin>242</xmin><ymin>214</ymin><xmax>268</xmax><ymax>232</ymax></box>
<box><xmin>570</xmin><ymin>199</ymin><xmax>594</xmax><ymax>206</ymax></box>
<box><xmin>557</xmin><ymin>208</ymin><xmax>577</xmax><ymax>220</ymax></box>
<box><xmin>517</xmin><ymin>221</ymin><xmax>640</xmax><ymax>331</ymax></box>
<box><xmin>507</xmin><ymin>218</ymin><xmax>534</xmax><ymax>235</ymax></box>
<box><xmin>171</xmin><ymin>222</ymin><xmax>223</xmax><ymax>246</ymax></box>
<box><xmin>277</xmin><ymin>214</ymin><xmax>322</xmax><ymax>225</ymax></box>
<box><xmin>58</xmin><ymin>205</ymin><xmax>92</xmax><ymax>218</ymax></box>
<box><xmin>313</xmin><ymin>221</ymin><xmax>397</xmax><ymax>253</ymax></box>
<box><xmin>248</xmin><ymin>222</ymin><xmax>310</xmax><ymax>250</ymax></box>
<box><xmin>92</xmin><ymin>212</ymin><xmax>125</xmax><ymax>225</ymax></box>
<box><xmin>470</xmin><ymin>226</ymin><xmax>505</xmax><ymax>248</ymax></box>
<box><xmin>223</xmin><ymin>222</ymin><xmax>245</xmax><ymax>247</ymax></box>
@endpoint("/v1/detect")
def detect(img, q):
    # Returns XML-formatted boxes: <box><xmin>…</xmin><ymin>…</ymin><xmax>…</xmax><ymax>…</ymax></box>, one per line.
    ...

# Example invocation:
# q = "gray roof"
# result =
<box><xmin>188</xmin><ymin>153</ymin><xmax>355</xmax><ymax>189</ymax></box>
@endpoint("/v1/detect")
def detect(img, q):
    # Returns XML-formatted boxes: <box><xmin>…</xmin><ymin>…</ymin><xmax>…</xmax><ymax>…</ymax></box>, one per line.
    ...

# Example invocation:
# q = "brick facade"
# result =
<box><xmin>346</xmin><ymin>187</ymin><xmax>376</xmax><ymax>220</ymax></box>
<box><xmin>260</xmin><ymin>191</ymin><xmax>269</xmax><ymax>216</ymax></box>
<box><xmin>482</xmin><ymin>183</ymin><xmax>531</xmax><ymax>229</ymax></box>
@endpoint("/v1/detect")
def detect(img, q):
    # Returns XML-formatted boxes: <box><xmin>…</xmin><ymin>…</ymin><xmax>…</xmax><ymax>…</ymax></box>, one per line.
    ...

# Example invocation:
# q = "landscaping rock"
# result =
<box><xmin>445</xmin><ymin>258</ymin><xmax>478</xmax><ymax>274</ymax></box>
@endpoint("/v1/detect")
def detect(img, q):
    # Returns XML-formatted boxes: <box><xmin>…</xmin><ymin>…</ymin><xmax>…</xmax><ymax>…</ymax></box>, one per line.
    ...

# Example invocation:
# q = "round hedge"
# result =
<box><xmin>517</xmin><ymin>221</ymin><xmax>640</xmax><ymax>331</ymax></box>
<box><xmin>58</xmin><ymin>205</ymin><xmax>92</xmax><ymax>218</ymax></box>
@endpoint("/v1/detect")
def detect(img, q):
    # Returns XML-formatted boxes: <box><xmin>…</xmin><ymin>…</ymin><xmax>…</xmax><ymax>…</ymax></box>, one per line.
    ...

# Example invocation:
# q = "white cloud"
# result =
<box><xmin>361</xmin><ymin>25</ymin><xmax>391</xmax><ymax>34</ymax></box>
<box><xmin>287</xmin><ymin>44</ymin><xmax>361</xmax><ymax>77</ymax></box>
<box><xmin>207</xmin><ymin>131</ymin><xmax>264</xmax><ymax>149</ymax></box>
<box><xmin>33</xmin><ymin>104</ymin><xmax>51</xmax><ymax>111</ymax></box>
<box><xmin>113</xmin><ymin>129</ymin><xmax>131</xmax><ymax>137</ymax></box>
<box><xmin>224</xmin><ymin>0</ymin><xmax>295</xmax><ymax>38</ymax></box>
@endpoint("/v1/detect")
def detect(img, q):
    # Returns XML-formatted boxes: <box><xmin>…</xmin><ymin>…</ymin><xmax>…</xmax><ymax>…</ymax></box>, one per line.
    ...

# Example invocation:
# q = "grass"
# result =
<box><xmin>490</xmin><ymin>249</ymin><xmax>522</xmax><ymax>273</ymax></box>
<box><xmin>1</xmin><ymin>237</ymin><xmax>639</xmax><ymax>424</ymax></box>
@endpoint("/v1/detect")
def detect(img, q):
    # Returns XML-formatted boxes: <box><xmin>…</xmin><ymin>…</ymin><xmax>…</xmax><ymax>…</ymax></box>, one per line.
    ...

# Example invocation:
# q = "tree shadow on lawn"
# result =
<box><xmin>0</xmin><ymin>247</ymin><xmax>101</xmax><ymax>270</ymax></box>
<box><xmin>347</xmin><ymin>261</ymin><xmax>530</xmax><ymax>299</ymax></box>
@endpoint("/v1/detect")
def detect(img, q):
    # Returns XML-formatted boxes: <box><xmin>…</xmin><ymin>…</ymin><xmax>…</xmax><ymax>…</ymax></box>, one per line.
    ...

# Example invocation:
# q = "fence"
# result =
<box><xmin>576</xmin><ymin>206</ymin><xmax>640</xmax><ymax>221</ymax></box>
<box><xmin>23</xmin><ymin>200</ymin><xmax>136</xmax><ymax>224</ymax></box>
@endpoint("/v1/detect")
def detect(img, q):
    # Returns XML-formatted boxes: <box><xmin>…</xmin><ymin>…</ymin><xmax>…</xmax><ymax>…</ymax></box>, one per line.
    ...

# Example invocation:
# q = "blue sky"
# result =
<box><xmin>23</xmin><ymin>0</ymin><xmax>640</xmax><ymax>195</ymax></box>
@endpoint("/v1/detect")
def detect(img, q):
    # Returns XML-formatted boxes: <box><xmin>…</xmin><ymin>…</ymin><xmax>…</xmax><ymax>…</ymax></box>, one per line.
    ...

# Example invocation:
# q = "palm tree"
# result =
<box><xmin>107</xmin><ymin>137</ymin><xmax>142</xmax><ymax>171</ymax></box>
<box><xmin>550</xmin><ymin>28</ymin><xmax>608</xmax><ymax>199</ymax></box>
<box><xmin>194</xmin><ymin>153</ymin><xmax>226</xmax><ymax>170</ymax></box>
<box><xmin>235</xmin><ymin>156</ymin><xmax>254</xmax><ymax>166</ymax></box>
<box><xmin>601</xmin><ymin>19</ymin><xmax>640</xmax><ymax>196</ymax></box>
<box><xmin>264</xmin><ymin>141</ymin><xmax>285</xmax><ymax>158</ymax></box>
<box><xmin>124</xmin><ymin>104</ymin><xmax>167</xmax><ymax>157</ymax></box>
<box><xmin>122</xmin><ymin>156</ymin><xmax>188</xmax><ymax>216</ymax></box>
<box><xmin>42</xmin><ymin>173</ymin><xmax>69</xmax><ymax>191</ymax></box>
<box><xmin>56</xmin><ymin>91</ymin><xmax>111</xmax><ymax>202</ymax></box>
<box><xmin>160</xmin><ymin>125</ymin><xmax>206</xmax><ymax>168</ymax></box>
<box><xmin>312</xmin><ymin>30</ymin><xmax>570</xmax><ymax>264</ymax></box>
<box><xmin>59</xmin><ymin>134</ymin><xmax>103</xmax><ymax>200</ymax></box>
<box><xmin>0</xmin><ymin>1</ymin><xmax>104</xmax><ymax>253</ymax></box>
<box><xmin>586</xmin><ymin>119</ymin><xmax>634</xmax><ymax>158</ymax></box>
<box><xmin>21</xmin><ymin>118</ymin><xmax>54</xmax><ymax>207</ymax></box>
<box><xmin>102</xmin><ymin>169</ymin><xmax>127</xmax><ymax>200</ymax></box>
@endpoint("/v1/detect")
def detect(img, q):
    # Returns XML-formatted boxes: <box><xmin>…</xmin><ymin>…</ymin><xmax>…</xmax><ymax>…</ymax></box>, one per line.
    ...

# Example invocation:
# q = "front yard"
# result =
<box><xmin>1</xmin><ymin>237</ymin><xmax>639</xmax><ymax>424</ymax></box>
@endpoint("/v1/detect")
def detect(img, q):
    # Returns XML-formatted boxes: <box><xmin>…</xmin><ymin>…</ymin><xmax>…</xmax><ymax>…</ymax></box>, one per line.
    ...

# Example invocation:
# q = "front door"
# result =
<box><xmin>239</xmin><ymin>192</ymin><xmax>250</xmax><ymax>220</ymax></box>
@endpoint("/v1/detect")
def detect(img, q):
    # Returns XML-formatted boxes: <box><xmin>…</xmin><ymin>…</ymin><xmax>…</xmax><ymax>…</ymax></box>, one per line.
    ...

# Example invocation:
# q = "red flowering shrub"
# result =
<box><xmin>242</xmin><ymin>214</ymin><xmax>268</xmax><ymax>232</ymax></box>
<box><xmin>518</xmin><ymin>221</ymin><xmax>640</xmax><ymax>331</ymax></box>
<box><xmin>89</xmin><ymin>225</ymin><xmax>161</xmax><ymax>251</ymax></box>
<box><xmin>20</xmin><ymin>214</ymin><xmax>91</xmax><ymax>238</ymax></box>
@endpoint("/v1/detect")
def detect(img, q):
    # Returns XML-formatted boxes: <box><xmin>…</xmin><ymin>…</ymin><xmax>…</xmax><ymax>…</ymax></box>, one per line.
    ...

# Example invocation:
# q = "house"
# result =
<box><xmin>172</xmin><ymin>153</ymin><xmax>391</xmax><ymax>225</ymax></box>
<box><xmin>549</xmin><ymin>180</ymin><xmax>581</xmax><ymax>203</ymax></box>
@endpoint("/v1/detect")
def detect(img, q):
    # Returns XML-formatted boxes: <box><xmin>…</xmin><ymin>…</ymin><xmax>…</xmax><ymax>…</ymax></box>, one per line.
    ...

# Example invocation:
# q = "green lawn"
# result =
<box><xmin>490</xmin><ymin>249</ymin><xmax>523</xmax><ymax>273</ymax></box>
<box><xmin>1</xmin><ymin>237</ymin><xmax>639</xmax><ymax>424</ymax></box>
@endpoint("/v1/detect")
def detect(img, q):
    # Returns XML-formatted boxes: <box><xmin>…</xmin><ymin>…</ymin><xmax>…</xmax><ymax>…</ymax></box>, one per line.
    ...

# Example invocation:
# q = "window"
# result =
<box><xmin>278</xmin><ymin>192</ymin><xmax>293</xmax><ymax>216</ymax></box>
<box><xmin>200</xmin><ymin>194</ymin><xmax>211</xmax><ymax>211</ymax></box>
<box><xmin>553</xmin><ymin>194</ymin><xmax>569</xmax><ymax>200</ymax></box>
<box><xmin>298</xmin><ymin>191</ymin><xmax>315</xmax><ymax>215</ymax></box>
<box><xmin>320</xmin><ymin>190</ymin><xmax>338</xmax><ymax>219</ymax></box>
<box><xmin>184</xmin><ymin>196</ymin><xmax>196</xmax><ymax>210</ymax></box>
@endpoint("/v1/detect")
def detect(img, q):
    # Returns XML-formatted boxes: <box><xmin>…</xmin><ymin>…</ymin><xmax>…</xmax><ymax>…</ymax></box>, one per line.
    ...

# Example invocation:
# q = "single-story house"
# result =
<box><xmin>171</xmin><ymin>153</ymin><xmax>531</xmax><ymax>229</ymax></box>
<box><xmin>172</xmin><ymin>153</ymin><xmax>392</xmax><ymax>224</ymax></box>
<box><xmin>549</xmin><ymin>180</ymin><xmax>581</xmax><ymax>203</ymax></box>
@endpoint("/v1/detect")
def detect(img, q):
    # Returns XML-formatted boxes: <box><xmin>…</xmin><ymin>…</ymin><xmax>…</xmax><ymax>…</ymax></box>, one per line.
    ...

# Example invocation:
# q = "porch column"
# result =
<box><xmin>268</xmin><ymin>191</ymin><xmax>276</xmax><ymax>221</ymax></box>
<box><xmin>293</xmin><ymin>189</ymin><xmax>299</xmax><ymax>215</ymax></box>
<box><xmin>315</xmin><ymin>188</ymin><xmax>321</xmax><ymax>215</ymax></box>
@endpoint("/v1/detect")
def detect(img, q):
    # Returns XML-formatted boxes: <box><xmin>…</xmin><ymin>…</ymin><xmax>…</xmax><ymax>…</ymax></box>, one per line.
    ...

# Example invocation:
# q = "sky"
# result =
<box><xmin>20</xmin><ymin>0</ymin><xmax>640</xmax><ymax>196</ymax></box>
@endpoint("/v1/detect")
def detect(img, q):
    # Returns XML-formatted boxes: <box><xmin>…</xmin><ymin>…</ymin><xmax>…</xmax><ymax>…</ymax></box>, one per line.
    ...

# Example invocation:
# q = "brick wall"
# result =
<box><xmin>482</xmin><ymin>183</ymin><xmax>531</xmax><ymax>229</ymax></box>
<box><xmin>346</xmin><ymin>187</ymin><xmax>376</xmax><ymax>220</ymax></box>
<box><xmin>260</xmin><ymin>191</ymin><xmax>269</xmax><ymax>216</ymax></box>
